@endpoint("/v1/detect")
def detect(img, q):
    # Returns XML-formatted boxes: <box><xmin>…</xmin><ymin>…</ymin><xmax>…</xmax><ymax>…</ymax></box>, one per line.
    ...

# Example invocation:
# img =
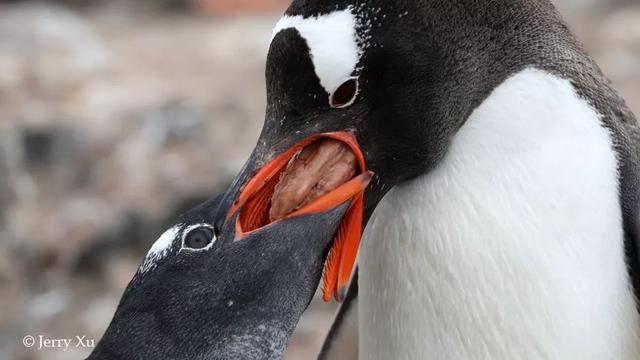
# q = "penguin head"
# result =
<box><xmin>260</xmin><ymin>1</ymin><xmax>452</xmax><ymax>189</ymax></box>
<box><xmin>219</xmin><ymin>0</ymin><xmax>501</xmax><ymax>300</ymax></box>
<box><xmin>91</xmin><ymin>195</ymin><xmax>349</xmax><ymax>359</ymax></box>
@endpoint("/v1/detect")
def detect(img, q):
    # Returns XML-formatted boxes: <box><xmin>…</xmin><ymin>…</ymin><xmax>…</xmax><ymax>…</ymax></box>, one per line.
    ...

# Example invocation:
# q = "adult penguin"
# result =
<box><xmin>217</xmin><ymin>0</ymin><xmax>640</xmax><ymax>359</ymax></box>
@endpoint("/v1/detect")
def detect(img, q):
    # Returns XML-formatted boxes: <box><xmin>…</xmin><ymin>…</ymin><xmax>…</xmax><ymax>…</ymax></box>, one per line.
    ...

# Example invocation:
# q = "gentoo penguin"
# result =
<box><xmin>217</xmin><ymin>0</ymin><xmax>640</xmax><ymax>359</ymax></box>
<box><xmin>88</xmin><ymin>193</ymin><xmax>359</xmax><ymax>360</ymax></box>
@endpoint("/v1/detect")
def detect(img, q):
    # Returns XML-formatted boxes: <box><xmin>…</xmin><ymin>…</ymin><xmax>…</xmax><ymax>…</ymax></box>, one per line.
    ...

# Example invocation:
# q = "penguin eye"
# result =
<box><xmin>183</xmin><ymin>226</ymin><xmax>215</xmax><ymax>250</ymax></box>
<box><xmin>330</xmin><ymin>78</ymin><xmax>359</xmax><ymax>108</ymax></box>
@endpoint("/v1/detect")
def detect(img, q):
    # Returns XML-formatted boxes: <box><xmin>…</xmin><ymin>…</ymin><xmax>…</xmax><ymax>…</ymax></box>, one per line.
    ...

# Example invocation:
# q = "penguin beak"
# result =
<box><xmin>226</xmin><ymin>131</ymin><xmax>373</xmax><ymax>301</ymax></box>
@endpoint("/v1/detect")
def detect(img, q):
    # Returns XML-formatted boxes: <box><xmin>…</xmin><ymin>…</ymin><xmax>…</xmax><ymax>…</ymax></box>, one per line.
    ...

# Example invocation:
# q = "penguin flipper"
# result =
<box><xmin>318</xmin><ymin>268</ymin><xmax>359</xmax><ymax>360</ymax></box>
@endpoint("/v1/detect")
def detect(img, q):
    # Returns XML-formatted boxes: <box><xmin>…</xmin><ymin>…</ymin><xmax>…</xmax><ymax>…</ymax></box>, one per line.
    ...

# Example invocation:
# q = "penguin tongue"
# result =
<box><xmin>229</xmin><ymin>132</ymin><xmax>372</xmax><ymax>302</ymax></box>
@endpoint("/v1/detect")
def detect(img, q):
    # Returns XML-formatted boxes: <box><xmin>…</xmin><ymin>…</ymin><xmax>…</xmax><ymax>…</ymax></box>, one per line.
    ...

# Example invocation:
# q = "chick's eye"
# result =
<box><xmin>184</xmin><ymin>227</ymin><xmax>215</xmax><ymax>250</ymax></box>
<box><xmin>330</xmin><ymin>78</ymin><xmax>359</xmax><ymax>108</ymax></box>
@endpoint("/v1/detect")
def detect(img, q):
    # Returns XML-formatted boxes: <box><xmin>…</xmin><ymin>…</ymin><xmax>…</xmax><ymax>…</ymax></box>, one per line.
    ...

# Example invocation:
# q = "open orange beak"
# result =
<box><xmin>226</xmin><ymin>132</ymin><xmax>372</xmax><ymax>302</ymax></box>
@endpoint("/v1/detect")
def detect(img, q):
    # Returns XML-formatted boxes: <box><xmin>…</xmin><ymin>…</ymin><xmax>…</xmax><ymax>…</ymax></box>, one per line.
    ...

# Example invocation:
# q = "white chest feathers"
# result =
<box><xmin>359</xmin><ymin>68</ymin><xmax>640</xmax><ymax>360</ymax></box>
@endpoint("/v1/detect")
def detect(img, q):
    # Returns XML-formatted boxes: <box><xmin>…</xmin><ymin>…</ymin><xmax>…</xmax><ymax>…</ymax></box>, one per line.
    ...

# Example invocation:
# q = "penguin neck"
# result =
<box><xmin>205</xmin><ymin>321</ymin><xmax>292</xmax><ymax>360</ymax></box>
<box><xmin>90</xmin><ymin>311</ymin><xmax>295</xmax><ymax>360</ymax></box>
<box><xmin>409</xmin><ymin>0</ymin><xmax>580</xmax><ymax>127</ymax></box>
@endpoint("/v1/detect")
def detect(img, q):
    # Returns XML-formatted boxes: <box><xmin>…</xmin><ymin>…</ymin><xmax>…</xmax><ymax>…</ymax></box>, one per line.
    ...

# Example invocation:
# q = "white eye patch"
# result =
<box><xmin>271</xmin><ymin>7</ymin><xmax>364</xmax><ymax>95</ymax></box>
<box><xmin>139</xmin><ymin>225</ymin><xmax>181</xmax><ymax>273</ymax></box>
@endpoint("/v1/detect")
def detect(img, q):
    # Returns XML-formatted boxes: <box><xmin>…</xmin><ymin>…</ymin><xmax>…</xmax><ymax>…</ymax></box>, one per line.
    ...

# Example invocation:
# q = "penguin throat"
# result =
<box><xmin>269</xmin><ymin>138</ymin><xmax>358</xmax><ymax>221</ymax></box>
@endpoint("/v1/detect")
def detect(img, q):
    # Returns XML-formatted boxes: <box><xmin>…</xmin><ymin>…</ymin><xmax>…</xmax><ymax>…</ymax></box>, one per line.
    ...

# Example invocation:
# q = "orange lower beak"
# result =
<box><xmin>227</xmin><ymin>132</ymin><xmax>372</xmax><ymax>302</ymax></box>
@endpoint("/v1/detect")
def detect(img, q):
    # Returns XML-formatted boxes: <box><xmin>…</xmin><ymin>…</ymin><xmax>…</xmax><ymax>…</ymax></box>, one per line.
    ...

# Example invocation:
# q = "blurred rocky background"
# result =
<box><xmin>0</xmin><ymin>0</ymin><xmax>638</xmax><ymax>359</ymax></box>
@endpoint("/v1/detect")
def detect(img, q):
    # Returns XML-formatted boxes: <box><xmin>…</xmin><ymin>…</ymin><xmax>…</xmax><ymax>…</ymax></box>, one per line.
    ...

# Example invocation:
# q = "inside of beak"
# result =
<box><xmin>227</xmin><ymin>132</ymin><xmax>372</xmax><ymax>302</ymax></box>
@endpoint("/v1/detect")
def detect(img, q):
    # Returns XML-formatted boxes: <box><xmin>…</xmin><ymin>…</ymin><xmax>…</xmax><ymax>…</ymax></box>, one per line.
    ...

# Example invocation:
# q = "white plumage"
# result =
<box><xmin>359</xmin><ymin>68</ymin><xmax>640</xmax><ymax>359</ymax></box>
